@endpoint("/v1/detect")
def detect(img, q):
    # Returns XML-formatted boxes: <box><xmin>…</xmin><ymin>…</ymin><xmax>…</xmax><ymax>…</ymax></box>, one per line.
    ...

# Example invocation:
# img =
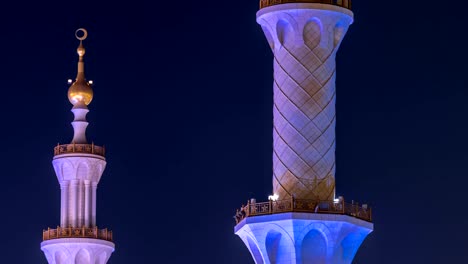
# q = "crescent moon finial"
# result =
<box><xmin>76</xmin><ymin>28</ymin><xmax>87</xmax><ymax>57</ymax></box>
<box><xmin>75</xmin><ymin>28</ymin><xmax>88</xmax><ymax>41</ymax></box>
<box><xmin>69</xmin><ymin>28</ymin><xmax>93</xmax><ymax>107</ymax></box>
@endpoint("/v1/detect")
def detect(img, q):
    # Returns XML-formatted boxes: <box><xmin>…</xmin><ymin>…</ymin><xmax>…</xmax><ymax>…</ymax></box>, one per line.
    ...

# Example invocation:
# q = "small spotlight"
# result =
<box><xmin>334</xmin><ymin>198</ymin><xmax>340</xmax><ymax>203</ymax></box>
<box><xmin>268</xmin><ymin>194</ymin><xmax>279</xmax><ymax>201</ymax></box>
<box><xmin>88</xmin><ymin>80</ymin><xmax>93</xmax><ymax>85</ymax></box>
<box><xmin>67</xmin><ymin>79</ymin><xmax>73</xmax><ymax>84</ymax></box>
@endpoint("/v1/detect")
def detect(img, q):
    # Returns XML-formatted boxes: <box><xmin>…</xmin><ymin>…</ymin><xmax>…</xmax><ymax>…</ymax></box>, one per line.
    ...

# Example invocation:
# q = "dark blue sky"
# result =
<box><xmin>1</xmin><ymin>0</ymin><xmax>467</xmax><ymax>263</ymax></box>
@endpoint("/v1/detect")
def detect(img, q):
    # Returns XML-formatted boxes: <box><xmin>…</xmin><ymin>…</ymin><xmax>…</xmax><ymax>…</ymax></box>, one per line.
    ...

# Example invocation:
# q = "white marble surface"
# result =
<box><xmin>52</xmin><ymin>154</ymin><xmax>106</xmax><ymax>228</ymax></box>
<box><xmin>41</xmin><ymin>238</ymin><xmax>114</xmax><ymax>264</ymax></box>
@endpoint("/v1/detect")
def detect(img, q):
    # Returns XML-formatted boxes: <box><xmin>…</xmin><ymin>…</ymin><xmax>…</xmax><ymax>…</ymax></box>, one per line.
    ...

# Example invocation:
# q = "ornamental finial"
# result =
<box><xmin>68</xmin><ymin>28</ymin><xmax>93</xmax><ymax>106</ymax></box>
<box><xmin>76</xmin><ymin>28</ymin><xmax>87</xmax><ymax>57</ymax></box>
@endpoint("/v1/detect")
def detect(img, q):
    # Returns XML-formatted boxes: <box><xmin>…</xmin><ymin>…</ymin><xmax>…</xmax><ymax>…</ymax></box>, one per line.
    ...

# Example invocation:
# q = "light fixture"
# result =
<box><xmin>268</xmin><ymin>194</ymin><xmax>279</xmax><ymax>201</ymax></box>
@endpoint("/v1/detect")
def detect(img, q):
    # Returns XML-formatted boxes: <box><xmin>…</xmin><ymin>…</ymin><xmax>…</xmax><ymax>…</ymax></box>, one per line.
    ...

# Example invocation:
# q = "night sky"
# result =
<box><xmin>1</xmin><ymin>0</ymin><xmax>468</xmax><ymax>263</ymax></box>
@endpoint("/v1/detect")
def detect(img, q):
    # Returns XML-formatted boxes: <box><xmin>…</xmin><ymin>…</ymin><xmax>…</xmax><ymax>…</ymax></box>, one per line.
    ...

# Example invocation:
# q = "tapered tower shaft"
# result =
<box><xmin>258</xmin><ymin>3</ymin><xmax>353</xmax><ymax>200</ymax></box>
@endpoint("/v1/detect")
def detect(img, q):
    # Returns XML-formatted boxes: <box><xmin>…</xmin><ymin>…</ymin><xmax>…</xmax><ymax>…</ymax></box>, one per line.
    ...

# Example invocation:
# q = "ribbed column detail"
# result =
<box><xmin>84</xmin><ymin>180</ymin><xmax>91</xmax><ymax>227</ymax></box>
<box><xmin>60</xmin><ymin>182</ymin><xmax>69</xmax><ymax>227</ymax></box>
<box><xmin>92</xmin><ymin>182</ymin><xmax>98</xmax><ymax>227</ymax></box>
<box><xmin>69</xmin><ymin>180</ymin><xmax>80</xmax><ymax>227</ymax></box>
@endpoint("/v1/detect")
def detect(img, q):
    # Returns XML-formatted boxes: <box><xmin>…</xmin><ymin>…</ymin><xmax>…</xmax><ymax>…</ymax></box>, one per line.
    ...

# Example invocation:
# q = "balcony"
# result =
<box><xmin>235</xmin><ymin>197</ymin><xmax>371</xmax><ymax>224</ymax></box>
<box><xmin>54</xmin><ymin>143</ymin><xmax>105</xmax><ymax>157</ymax></box>
<box><xmin>42</xmin><ymin>227</ymin><xmax>113</xmax><ymax>242</ymax></box>
<box><xmin>260</xmin><ymin>0</ymin><xmax>351</xmax><ymax>10</ymax></box>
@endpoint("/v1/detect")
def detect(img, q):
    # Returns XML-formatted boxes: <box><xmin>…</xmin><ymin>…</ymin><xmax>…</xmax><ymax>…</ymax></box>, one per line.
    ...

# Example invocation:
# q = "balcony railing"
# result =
<box><xmin>234</xmin><ymin>197</ymin><xmax>371</xmax><ymax>224</ymax></box>
<box><xmin>42</xmin><ymin>227</ymin><xmax>113</xmax><ymax>242</ymax></box>
<box><xmin>54</xmin><ymin>143</ymin><xmax>105</xmax><ymax>157</ymax></box>
<box><xmin>260</xmin><ymin>0</ymin><xmax>352</xmax><ymax>10</ymax></box>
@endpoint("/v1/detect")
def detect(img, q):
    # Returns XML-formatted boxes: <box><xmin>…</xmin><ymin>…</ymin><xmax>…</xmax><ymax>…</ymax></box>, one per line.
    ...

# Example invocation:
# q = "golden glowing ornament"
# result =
<box><xmin>67</xmin><ymin>28</ymin><xmax>93</xmax><ymax>106</ymax></box>
<box><xmin>68</xmin><ymin>80</ymin><xmax>93</xmax><ymax>106</ymax></box>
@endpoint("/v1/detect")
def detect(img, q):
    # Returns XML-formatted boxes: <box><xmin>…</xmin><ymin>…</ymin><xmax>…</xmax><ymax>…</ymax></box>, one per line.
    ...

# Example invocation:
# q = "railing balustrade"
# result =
<box><xmin>42</xmin><ymin>227</ymin><xmax>113</xmax><ymax>242</ymax></box>
<box><xmin>260</xmin><ymin>0</ymin><xmax>352</xmax><ymax>10</ymax></box>
<box><xmin>54</xmin><ymin>143</ymin><xmax>105</xmax><ymax>157</ymax></box>
<box><xmin>235</xmin><ymin>198</ymin><xmax>371</xmax><ymax>224</ymax></box>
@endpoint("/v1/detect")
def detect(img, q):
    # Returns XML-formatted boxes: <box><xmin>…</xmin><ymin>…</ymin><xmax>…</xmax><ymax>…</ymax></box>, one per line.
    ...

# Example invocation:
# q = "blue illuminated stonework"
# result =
<box><xmin>235</xmin><ymin>213</ymin><xmax>372</xmax><ymax>264</ymax></box>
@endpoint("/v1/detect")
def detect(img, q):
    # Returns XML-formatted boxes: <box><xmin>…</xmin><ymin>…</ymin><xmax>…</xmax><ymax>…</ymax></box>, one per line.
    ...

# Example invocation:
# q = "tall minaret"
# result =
<box><xmin>41</xmin><ymin>29</ymin><xmax>115</xmax><ymax>264</ymax></box>
<box><xmin>235</xmin><ymin>1</ymin><xmax>373</xmax><ymax>263</ymax></box>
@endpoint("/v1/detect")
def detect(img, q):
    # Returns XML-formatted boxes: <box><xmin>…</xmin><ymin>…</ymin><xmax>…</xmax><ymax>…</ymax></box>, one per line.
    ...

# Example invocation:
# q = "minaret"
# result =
<box><xmin>41</xmin><ymin>29</ymin><xmax>115</xmax><ymax>264</ymax></box>
<box><xmin>235</xmin><ymin>1</ymin><xmax>373</xmax><ymax>263</ymax></box>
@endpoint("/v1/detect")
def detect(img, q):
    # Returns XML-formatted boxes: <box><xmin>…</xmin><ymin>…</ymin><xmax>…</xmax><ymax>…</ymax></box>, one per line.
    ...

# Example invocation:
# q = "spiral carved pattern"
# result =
<box><xmin>258</xmin><ymin>7</ymin><xmax>352</xmax><ymax>200</ymax></box>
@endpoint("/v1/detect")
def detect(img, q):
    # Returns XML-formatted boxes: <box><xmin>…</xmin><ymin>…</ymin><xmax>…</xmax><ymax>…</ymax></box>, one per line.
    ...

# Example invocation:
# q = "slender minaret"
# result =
<box><xmin>41</xmin><ymin>29</ymin><xmax>115</xmax><ymax>264</ymax></box>
<box><xmin>235</xmin><ymin>1</ymin><xmax>373</xmax><ymax>263</ymax></box>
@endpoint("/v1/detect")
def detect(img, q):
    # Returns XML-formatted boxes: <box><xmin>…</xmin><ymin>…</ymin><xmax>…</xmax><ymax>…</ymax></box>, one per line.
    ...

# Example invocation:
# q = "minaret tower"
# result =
<box><xmin>235</xmin><ymin>1</ymin><xmax>373</xmax><ymax>263</ymax></box>
<box><xmin>41</xmin><ymin>29</ymin><xmax>115</xmax><ymax>264</ymax></box>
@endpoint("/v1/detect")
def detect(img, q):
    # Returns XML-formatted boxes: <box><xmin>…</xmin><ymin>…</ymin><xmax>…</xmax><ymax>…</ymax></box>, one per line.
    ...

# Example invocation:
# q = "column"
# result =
<box><xmin>60</xmin><ymin>181</ymin><xmax>69</xmax><ymax>227</ymax></box>
<box><xmin>91</xmin><ymin>182</ymin><xmax>98</xmax><ymax>227</ymax></box>
<box><xmin>257</xmin><ymin>8</ymin><xmax>353</xmax><ymax>201</ymax></box>
<box><xmin>78</xmin><ymin>180</ymin><xmax>84</xmax><ymax>227</ymax></box>
<box><xmin>84</xmin><ymin>180</ymin><xmax>91</xmax><ymax>227</ymax></box>
<box><xmin>70</xmin><ymin>180</ymin><xmax>80</xmax><ymax>227</ymax></box>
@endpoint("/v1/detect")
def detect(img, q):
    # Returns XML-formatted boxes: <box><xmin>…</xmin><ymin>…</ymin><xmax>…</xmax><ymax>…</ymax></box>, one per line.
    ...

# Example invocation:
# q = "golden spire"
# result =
<box><xmin>68</xmin><ymin>28</ymin><xmax>93</xmax><ymax>106</ymax></box>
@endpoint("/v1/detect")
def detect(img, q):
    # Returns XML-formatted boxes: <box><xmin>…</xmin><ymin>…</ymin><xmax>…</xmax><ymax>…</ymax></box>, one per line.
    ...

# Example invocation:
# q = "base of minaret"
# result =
<box><xmin>41</xmin><ymin>238</ymin><xmax>115</xmax><ymax>264</ymax></box>
<box><xmin>235</xmin><ymin>213</ymin><xmax>373</xmax><ymax>264</ymax></box>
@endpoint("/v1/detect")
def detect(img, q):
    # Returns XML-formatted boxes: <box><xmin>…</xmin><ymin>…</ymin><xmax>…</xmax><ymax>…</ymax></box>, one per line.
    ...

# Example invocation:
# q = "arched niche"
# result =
<box><xmin>55</xmin><ymin>250</ymin><xmax>69</xmax><ymax>264</ymax></box>
<box><xmin>301</xmin><ymin>229</ymin><xmax>327</xmax><ymax>264</ymax></box>
<box><xmin>75</xmin><ymin>248</ymin><xmax>91</xmax><ymax>264</ymax></box>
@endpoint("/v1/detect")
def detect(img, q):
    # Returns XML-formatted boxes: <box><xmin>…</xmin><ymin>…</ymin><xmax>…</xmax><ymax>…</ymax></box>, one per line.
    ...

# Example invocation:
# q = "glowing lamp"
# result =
<box><xmin>268</xmin><ymin>194</ymin><xmax>279</xmax><ymax>201</ymax></box>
